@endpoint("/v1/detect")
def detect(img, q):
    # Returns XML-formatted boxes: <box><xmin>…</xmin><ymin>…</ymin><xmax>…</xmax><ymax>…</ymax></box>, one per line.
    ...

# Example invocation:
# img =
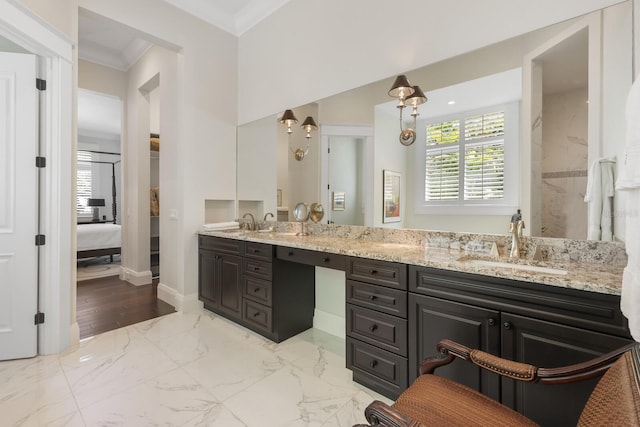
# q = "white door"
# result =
<box><xmin>0</xmin><ymin>52</ymin><xmax>38</xmax><ymax>360</ymax></box>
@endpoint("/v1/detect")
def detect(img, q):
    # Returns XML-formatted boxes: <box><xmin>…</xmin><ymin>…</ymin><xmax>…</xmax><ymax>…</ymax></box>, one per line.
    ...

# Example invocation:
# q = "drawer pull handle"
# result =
<box><xmin>253</xmin><ymin>287</ymin><xmax>260</xmax><ymax>293</ymax></box>
<box><xmin>368</xmin><ymin>324</ymin><xmax>378</xmax><ymax>332</ymax></box>
<box><xmin>323</xmin><ymin>257</ymin><xmax>330</xmax><ymax>262</ymax></box>
<box><xmin>251</xmin><ymin>248</ymin><xmax>259</xmax><ymax>253</ymax></box>
<box><xmin>392</xmin><ymin>272</ymin><xmax>396</xmax><ymax>278</ymax></box>
<box><xmin>288</xmin><ymin>251</ymin><xmax>294</xmax><ymax>256</ymax></box>
<box><xmin>253</xmin><ymin>266</ymin><xmax>260</xmax><ymax>271</ymax></box>
<box><xmin>369</xmin><ymin>295</ymin><xmax>377</xmax><ymax>300</ymax></box>
<box><xmin>253</xmin><ymin>312</ymin><xmax>261</xmax><ymax>317</ymax></box>
<box><xmin>369</xmin><ymin>269</ymin><xmax>378</xmax><ymax>275</ymax></box>
<box><xmin>369</xmin><ymin>360</ymin><xmax>378</xmax><ymax>369</ymax></box>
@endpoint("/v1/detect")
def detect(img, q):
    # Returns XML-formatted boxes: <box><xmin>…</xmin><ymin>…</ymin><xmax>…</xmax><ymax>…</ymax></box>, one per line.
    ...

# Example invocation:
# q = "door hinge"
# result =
<box><xmin>36</xmin><ymin>156</ymin><xmax>46</xmax><ymax>168</ymax></box>
<box><xmin>35</xmin><ymin>234</ymin><xmax>46</xmax><ymax>246</ymax></box>
<box><xmin>34</xmin><ymin>312</ymin><xmax>45</xmax><ymax>325</ymax></box>
<box><xmin>328</xmin><ymin>147</ymin><xmax>331</xmax><ymax>154</ymax></box>
<box><xmin>36</xmin><ymin>78</ymin><xmax>46</xmax><ymax>91</ymax></box>
<box><xmin>327</xmin><ymin>184</ymin><xmax>330</xmax><ymax>190</ymax></box>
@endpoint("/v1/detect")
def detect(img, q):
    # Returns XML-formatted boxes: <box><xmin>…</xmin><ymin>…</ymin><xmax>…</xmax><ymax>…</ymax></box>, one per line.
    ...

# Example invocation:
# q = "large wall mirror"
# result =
<box><xmin>237</xmin><ymin>1</ymin><xmax>633</xmax><ymax>242</ymax></box>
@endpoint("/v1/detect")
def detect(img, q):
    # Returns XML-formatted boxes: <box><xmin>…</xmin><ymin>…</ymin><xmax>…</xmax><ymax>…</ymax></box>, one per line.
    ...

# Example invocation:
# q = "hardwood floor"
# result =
<box><xmin>76</xmin><ymin>275</ymin><xmax>176</xmax><ymax>339</ymax></box>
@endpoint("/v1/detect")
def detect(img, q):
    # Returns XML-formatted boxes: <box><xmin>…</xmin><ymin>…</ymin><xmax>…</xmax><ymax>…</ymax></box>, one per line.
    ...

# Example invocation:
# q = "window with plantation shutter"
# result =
<box><xmin>77</xmin><ymin>151</ymin><xmax>92</xmax><ymax>216</ymax></box>
<box><xmin>417</xmin><ymin>103</ymin><xmax>518</xmax><ymax>215</ymax></box>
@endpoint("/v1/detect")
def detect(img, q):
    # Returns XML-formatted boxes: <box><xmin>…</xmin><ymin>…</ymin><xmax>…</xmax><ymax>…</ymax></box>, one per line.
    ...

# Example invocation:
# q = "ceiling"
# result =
<box><xmin>78</xmin><ymin>0</ymin><xmax>290</xmax><ymax>71</ymax></box>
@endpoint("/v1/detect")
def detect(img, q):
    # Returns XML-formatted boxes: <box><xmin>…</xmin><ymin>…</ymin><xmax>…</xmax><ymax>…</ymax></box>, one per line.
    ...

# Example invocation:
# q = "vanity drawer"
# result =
<box><xmin>199</xmin><ymin>235</ymin><xmax>242</xmax><ymax>255</ymax></box>
<box><xmin>243</xmin><ymin>241</ymin><xmax>273</xmax><ymax>262</ymax></box>
<box><xmin>243</xmin><ymin>275</ymin><xmax>272</xmax><ymax>306</ymax></box>
<box><xmin>243</xmin><ymin>299</ymin><xmax>272</xmax><ymax>333</ymax></box>
<box><xmin>347</xmin><ymin>337</ymin><xmax>408</xmax><ymax>398</ymax></box>
<box><xmin>243</xmin><ymin>258</ymin><xmax>272</xmax><ymax>281</ymax></box>
<box><xmin>347</xmin><ymin>280</ymin><xmax>407</xmax><ymax>318</ymax></box>
<box><xmin>347</xmin><ymin>304</ymin><xmax>407</xmax><ymax>356</ymax></box>
<box><xmin>276</xmin><ymin>246</ymin><xmax>346</xmax><ymax>270</ymax></box>
<box><xmin>347</xmin><ymin>257</ymin><xmax>407</xmax><ymax>289</ymax></box>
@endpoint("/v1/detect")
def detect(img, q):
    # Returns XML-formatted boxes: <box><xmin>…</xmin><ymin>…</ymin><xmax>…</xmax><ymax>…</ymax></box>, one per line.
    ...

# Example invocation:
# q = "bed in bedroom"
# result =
<box><xmin>77</xmin><ymin>223</ymin><xmax>121</xmax><ymax>261</ymax></box>
<box><xmin>77</xmin><ymin>149</ymin><xmax>122</xmax><ymax>262</ymax></box>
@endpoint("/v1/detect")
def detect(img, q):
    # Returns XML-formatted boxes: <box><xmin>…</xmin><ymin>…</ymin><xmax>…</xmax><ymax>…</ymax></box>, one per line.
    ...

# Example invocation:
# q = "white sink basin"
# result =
<box><xmin>466</xmin><ymin>259</ymin><xmax>567</xmax><ymax>275</ymax></box>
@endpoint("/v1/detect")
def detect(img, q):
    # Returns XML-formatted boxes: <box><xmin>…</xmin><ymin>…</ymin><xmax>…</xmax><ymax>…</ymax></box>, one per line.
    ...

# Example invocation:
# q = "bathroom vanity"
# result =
<box><xmin>198</xmin><ymin>227</ymin><xmax>630</xmax><ymax>426</ymax></box>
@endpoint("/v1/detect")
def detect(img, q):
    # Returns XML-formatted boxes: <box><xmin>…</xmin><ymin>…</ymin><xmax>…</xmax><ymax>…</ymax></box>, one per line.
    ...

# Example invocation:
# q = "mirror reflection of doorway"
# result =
<box><xmin>328</xmin><ymin>136</ymin><xmax>365</xmax><ymax>225</ymax></box>
<box><xmin>321</xmin><ymin>125</ymin><xmax>374</xmax><ymax>226</ymax></box>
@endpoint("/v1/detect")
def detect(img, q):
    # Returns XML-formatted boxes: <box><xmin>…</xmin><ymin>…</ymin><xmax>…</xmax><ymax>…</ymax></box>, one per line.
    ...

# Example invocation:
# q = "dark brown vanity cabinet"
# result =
<box><xmin>198</xmin><ymin>236</ymin><xmax>243</xmax><ymax>320</ymax></box>
<box><xmin>408</xmin><ymin>266</ymin><xmax>632</xmax><ymax>427</ymax></box>
<box><xmin>199</xmin><ymin>236</ymin><xmax>316</xmax><ymax>343</ymax></box>
<box><xmin>346</xmin><ymin>258</ymin><xmax>409</xmax><ymax>399</ymax></box>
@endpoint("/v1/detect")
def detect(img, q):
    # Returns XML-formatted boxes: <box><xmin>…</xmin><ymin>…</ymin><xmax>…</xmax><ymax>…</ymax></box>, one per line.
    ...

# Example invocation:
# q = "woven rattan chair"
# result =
<box><xmin>356</xmin><ymin>339</ymin><xmax>640</xmax><ymax>427</ymax></box>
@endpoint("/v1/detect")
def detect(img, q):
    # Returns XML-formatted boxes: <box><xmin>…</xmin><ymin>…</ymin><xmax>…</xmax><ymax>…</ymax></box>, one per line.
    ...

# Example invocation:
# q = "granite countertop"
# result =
<box><xmin>199</xmin><ymin>228</ymin><xmax>625</xmax><ymax>296</ymax></box>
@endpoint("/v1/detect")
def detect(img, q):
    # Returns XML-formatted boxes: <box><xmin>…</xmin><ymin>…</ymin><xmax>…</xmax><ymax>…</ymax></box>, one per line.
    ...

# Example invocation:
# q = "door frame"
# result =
<box><xmin>320</xmin><ymin>124</ymin><xmax>374</xmax><ymax>226</ymax></box>
<box><xmin>0</xmin><ymin>1</ymin><xmax>75</xmax><ymax>354</ymax></box>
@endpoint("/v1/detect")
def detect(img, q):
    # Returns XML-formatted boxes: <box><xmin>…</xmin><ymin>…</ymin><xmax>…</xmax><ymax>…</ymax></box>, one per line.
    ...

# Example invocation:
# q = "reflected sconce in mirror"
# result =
<box><xmin>279</xmin><ymin>109</ymin><xmax>317</xmax><ymax>161</ymax></box>
<box><xmin>388</xmin><ymin>75</ymin><xmax>427</xmax><ymax>146</ymax></box>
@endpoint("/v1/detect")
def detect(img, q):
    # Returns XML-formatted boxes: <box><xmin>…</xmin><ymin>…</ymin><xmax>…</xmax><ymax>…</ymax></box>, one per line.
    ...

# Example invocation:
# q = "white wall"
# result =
<box><xmin>374</xmin><ymin>108</ymin><xmax>406</xmax><ymax>227</ymax></box>
<box><xmin>237</xmin><ymin>115</ymin><xmax>278</xmax><ymax>215</ymax></box>
<box><xmin>238</xmin><ymin>0</ymin><xmax>622</xmax><ymax>125</ymax></box>
<box><xmin>601</xmin><ymin>1</ymin><xmax>634</xmax><ymax>240</ymax></box>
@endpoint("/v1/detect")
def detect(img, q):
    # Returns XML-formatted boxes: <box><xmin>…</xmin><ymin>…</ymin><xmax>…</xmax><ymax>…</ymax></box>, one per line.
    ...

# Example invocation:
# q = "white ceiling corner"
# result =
<box><xmin>162</xmin><ymin>0</ymin><xmax>291</xmax><ymax>36</ymax></box>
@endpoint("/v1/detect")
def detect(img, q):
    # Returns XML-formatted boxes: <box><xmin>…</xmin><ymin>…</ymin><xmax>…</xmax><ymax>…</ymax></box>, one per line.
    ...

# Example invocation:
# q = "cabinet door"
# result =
<box><xmin>198</xmin><ymin>249</ymin><xmax>218</xmax><ymax>308</ymax></box>
<box><xmin>501</xmin><ymin>312</ymin><xmax>632</xmax><ymax>427</ymax></box>
<box><xmin>217</xmin><ymin>253</ymin><xmax>243</xmax><ymax>320</ymax></box>
<box><xmin>409</xmin><ymin>294</ymin><xmax>500</xmax><ymax>400</ymax></box>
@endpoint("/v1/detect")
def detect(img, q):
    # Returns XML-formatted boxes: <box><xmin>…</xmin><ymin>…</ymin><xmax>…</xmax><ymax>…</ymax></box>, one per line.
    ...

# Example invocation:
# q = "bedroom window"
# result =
<box><xmin>415</xmin><ymin>102</ymin><xmax>519</xmax><ymax>215</ymax></box>
<box><xmin>77</xmin><ymin>151</ymin><xmax>92</xmax><ymax>216</ymax></box>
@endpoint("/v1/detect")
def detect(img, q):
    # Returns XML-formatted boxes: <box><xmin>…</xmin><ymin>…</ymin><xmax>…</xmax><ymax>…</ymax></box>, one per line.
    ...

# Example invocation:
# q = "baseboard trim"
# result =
<box><xmin>156</xmin><ymin>283</ymin><xmax>199</xmax><ymax>313</ymax></box>
<box><xmin>313</xmin><ymin>308</ymin><xmax>345</xmax><ymax>339</ymax></box>
<box><xmin>120</xmin><ymin>267</ymin><xmax>152</xmax><ymax>286</ymax></box>
<box><xmin>157</xmin><ymin>282</ymin><xmax>178</xmax><ymax>309</ymax></box>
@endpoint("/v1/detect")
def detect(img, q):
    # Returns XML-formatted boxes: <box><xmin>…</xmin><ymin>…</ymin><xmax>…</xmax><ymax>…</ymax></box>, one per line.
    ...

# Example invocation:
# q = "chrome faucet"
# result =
<box><xmin>263</xmin><ymin>212</ymin><xmax>274</xmax><ymax>221</ymax></box>
<box><xmin>242</xmin><ymin>213</ymin><xmax>256</xmax><ymax>231</ymax></box>
<box><xmin>509</xmin><ymin>209</ymin><xmax>525</xmax><ymax>259</ymax></box>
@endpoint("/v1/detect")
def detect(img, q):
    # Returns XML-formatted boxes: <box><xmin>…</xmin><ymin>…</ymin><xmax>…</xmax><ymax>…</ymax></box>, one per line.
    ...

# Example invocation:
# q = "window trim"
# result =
<box><xmin>414</xmin><ymin>102</ymin><xmax>520</xmax><ymax>215</ymax></box>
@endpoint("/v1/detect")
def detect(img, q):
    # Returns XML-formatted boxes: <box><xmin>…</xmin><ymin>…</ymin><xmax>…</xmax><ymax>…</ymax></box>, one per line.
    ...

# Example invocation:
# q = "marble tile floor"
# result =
<box><xmin>0</xmin><ymin>308</ymin><xmax>392</xmax><ymax>426</ymax></box>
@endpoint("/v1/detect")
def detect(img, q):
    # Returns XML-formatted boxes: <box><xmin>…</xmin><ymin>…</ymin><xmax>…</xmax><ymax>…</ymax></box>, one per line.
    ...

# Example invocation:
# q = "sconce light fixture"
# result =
<box><xmin>279</xmin><ymin>109</ymin><xmax>317</xmax><ymax>161</ymax></box>
<box><xmin>388</xmin><ymin>75</ymin><xmax>427</xmax><ymax>146</ymax></box>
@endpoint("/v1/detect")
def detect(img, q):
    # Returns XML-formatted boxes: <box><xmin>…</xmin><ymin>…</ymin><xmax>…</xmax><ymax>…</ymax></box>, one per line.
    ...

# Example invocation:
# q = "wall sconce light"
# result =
<box><xmin>388</xmin><ymin>75</ymin><xmax>427</xmax><ymax>146</ymax></box>
<box><xmin>279</xmin><ymin>109</ymin><xmax>317</xmax><ymax>161</ymax></box>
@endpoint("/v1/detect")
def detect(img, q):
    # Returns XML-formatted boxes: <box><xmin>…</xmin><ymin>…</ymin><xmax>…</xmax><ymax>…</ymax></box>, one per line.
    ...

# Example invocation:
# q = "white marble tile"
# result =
<box><xmin>0</xmin><ymin>356</ymin><xmax>79</xmax><ymax>427</ymax></box>
<box><xmin>2</xmin><ymin>308</ymin><xmax>385</xmax><ymax>427</ymax></box>
<box><xmin>58</xmin><ymin>326</ymin><xmax>147</xmax><ymax>370</ymax></box>
<box><xmin>133</xmin><ymin>311</ymin><xmax>214</xmax><ymax>344</ymax></box>
<box><xmin>181</xmin><ymin>403</ymin><xmax>249</xmax><ymax>427</ymax></box>
<box><xmin>62</xmin><ymin>329</ymin><xmax>178</xmax><ymax>409</ymax></box>
<box><xmin>155</xmin><ymin>312</ymin><xmax>271</xmax><ymax>366</ymax></box>
<box><xmin>224</xmin><ymin>366</ymin><xmax>359</xmax><ymax>427</ymax></box>
<box><xmin>321</xmin><ymin>389</ymin><xmax>389</xmax><ymax>427</ymax></box>
<box><xmin>182</xmin><ymin>335</ymin><xmax>286</xmax><ymax>402</ymax></box>
<box><xmin>80</xmin><ymin>368</ymin><xmax>219</xmax><ymax>426</ymax></box>
<box><xmin>47</xmin><ymin>411</ymin><xmax>86</xmax><ymax>427</ymax></box>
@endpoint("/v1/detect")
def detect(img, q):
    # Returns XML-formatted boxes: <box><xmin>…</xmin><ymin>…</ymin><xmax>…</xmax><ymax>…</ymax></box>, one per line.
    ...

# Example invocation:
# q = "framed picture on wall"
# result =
<box><xmin>332</xmin><ymin>191</ymin><xmax>346</xmax><ymax>211</ymax></box>
<box><xmin>383</xmin><ymin>170</ymin><xmax>400</xmax><ymax>223</ymax></box>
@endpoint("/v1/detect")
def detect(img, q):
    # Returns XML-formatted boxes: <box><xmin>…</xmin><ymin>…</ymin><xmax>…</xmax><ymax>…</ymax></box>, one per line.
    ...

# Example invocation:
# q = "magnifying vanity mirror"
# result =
<box><xmin>293</xmin><ymin>202</ymin><xmax>310</xmax><ymax>236</ymax></box>
<box><xmin>236</xmin><ymin>1</ymin><xmax>633</xmax><ymax>243</ymax></box>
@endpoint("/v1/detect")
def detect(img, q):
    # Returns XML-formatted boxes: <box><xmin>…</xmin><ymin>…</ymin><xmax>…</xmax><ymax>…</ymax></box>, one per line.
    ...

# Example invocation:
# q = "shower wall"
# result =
<box><xmin>541</xmin><ymin>87</ymin><xmax>589</xmax><ymax>239</ymax></box>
